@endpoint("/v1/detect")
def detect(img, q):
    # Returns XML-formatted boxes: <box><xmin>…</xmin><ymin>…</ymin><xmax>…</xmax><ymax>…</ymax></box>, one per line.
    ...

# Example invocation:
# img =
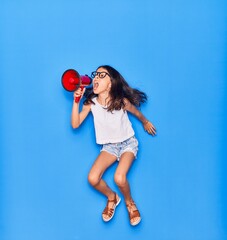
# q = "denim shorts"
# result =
<box><xmin>101</xmin><ymin>136</ymin><xmax>139</xmax><ymax>161</ymax></box>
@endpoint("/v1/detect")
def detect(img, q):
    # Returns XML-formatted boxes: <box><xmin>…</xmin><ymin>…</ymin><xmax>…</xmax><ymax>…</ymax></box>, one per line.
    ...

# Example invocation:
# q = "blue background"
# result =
<box><xmin>0</xmin><ymin>0</ymin><xmax>226</xmax><ymax>239</ymax></box>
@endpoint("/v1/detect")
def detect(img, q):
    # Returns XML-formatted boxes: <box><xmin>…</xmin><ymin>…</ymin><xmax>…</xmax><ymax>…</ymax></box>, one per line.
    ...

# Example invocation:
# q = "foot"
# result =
<box><xmin>102</xmin><ymin>192</ymin><xmax>121</xmax><ymax>222</ymax></box>
<box><xmin>126</xmin><ymin>199</ymin><xmax>141</xmax><ymax>226</ymax></box>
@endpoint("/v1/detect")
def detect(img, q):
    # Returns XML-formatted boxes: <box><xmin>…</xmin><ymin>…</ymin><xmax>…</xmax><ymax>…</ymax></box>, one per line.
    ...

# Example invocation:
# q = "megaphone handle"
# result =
<box><xmin>75</xmin><ymin>86</ymin><xmax>84</xmax><ymax>103</ymax></box>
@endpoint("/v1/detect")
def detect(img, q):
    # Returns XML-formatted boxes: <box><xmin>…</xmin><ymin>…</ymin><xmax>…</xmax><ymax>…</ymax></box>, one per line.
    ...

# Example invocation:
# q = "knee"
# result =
<box><xmin>114</xmin><ymin>173</ymin><xmax>127</xmax><ymax>187</ymax></box>
<box><xmin>88</xmin><ymin>172</ymin><xmax>100</xmax><ymax>186</ymax></box>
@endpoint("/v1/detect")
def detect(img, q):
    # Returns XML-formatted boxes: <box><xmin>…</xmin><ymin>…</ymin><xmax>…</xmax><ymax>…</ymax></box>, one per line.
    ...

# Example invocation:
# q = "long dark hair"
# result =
<box><xmin>84</xmin><ymin>65</ymin><xmax>147</xmax><ymax>112</ymax></box>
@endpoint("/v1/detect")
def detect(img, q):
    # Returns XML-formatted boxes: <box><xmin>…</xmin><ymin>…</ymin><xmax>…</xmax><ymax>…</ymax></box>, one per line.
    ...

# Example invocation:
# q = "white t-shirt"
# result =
<box><xmin>90</xmin><ymin>97</ymin><xmax>135</xmax><ymax>144</ymax></box>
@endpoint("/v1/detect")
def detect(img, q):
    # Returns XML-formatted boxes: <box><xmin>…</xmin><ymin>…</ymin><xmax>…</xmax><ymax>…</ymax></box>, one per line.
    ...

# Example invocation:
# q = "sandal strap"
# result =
<box><xmin>102</xmin><ymin>193</ymin><xmax>119</xmax><ymax>219</ymax></box>
<box><xmin>106</xmin><ymin>193</ymin><xmax>118</xmax><ymax>204</ymax></box>
<box><xmin>126</xmin><ymin>200</ymin><xmax>141</xmax><ymax>220</ymax></box>
<box><xmin>126</xmin><ymin>199</ymin><xmax>136</xmax><ymax>208</ymax></box>
<box><xmin>129</xmin><ymin>209</ymin><xmax>140</xmax><ymax>219</ymax></box>
<box><xmin>107</xmin><ymin>193</ymin><xmax>117</xmax><ymax>204</ymax></box>
<box><xmin>103</xmin><ymin>207</ymin><xmax>114</xmax><ymax>216</ymax></box>
<box><xmin>107</xmin><ymin>199</ymin><xmax>116</xmax><ymax>203</ymax></box>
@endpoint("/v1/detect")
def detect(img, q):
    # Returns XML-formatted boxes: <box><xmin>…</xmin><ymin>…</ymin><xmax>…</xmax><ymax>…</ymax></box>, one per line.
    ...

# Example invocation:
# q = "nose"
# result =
<box><xmin>93</xmin><ymin>78</ymin><xmax>98</xmax><ymax>84</ymax></box>
<box><xmin>94</xmin><ymin>75</ymin><xmax>100</xmax><ymax>81</ymax></box>
<box><xmin>95</xmin><ymin>73</ymin><xmax>100</xmax><ymax>78</ymax></box>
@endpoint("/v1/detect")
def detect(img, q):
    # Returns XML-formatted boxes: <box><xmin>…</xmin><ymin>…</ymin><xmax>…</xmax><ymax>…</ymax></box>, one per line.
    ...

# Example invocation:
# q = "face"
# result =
<box><xmin>92</xmin><ymin>67</ymin><xmax>111</xmax><ymax>95</ymax></box>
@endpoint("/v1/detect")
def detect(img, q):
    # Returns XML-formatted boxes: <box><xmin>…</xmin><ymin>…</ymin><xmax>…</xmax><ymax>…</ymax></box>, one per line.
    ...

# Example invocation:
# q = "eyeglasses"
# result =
<box><xmin>91</xmin><ymin>71</ymin><xmax>110</xmax><ymax>79</ymax></box>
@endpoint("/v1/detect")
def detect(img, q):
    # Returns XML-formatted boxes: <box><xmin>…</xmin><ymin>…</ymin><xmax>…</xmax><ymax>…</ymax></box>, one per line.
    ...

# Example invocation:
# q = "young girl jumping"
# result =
<box><xmin>71</xmin><ymin>65</ymin><xmax>156</xmax><ymax>226</ymax></box>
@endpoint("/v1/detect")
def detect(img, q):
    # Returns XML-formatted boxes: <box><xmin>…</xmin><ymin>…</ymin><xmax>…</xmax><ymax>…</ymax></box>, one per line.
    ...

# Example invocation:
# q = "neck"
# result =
<box><xmin>97</xmin><ymin>93</ymin><xmax>110</xmax><ymax>106</ymax></box>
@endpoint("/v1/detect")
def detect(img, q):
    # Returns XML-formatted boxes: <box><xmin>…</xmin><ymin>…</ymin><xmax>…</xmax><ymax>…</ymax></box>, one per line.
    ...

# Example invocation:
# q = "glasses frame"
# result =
<box><xmin>91</xmin><ymin>71</ymin><xmax>110</xmax><ymax>79</ymax></box>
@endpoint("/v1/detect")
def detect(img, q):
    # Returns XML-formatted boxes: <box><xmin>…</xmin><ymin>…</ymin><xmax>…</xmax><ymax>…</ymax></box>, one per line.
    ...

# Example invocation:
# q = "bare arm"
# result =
<box><xmin>71</xmin><ymin>88</ymin><xmax>91</xmax><ymax>128</ymax></box>
<box><xmin>124</xmin><ymin>98</ymin><xmax>156</xmax><ymax>136</ymax></box>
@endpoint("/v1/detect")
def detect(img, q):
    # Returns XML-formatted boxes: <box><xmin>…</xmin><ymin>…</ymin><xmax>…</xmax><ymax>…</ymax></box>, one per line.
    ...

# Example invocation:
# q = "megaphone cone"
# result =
<box><xmin>61</xmin><ymin>69</ymin><xmax>81</xmax><ymax>92</ymax></box>
<box><xmin>61</xmin><ymin>69</ymin><xmax>92</xmax><ymax>102</ymax></box>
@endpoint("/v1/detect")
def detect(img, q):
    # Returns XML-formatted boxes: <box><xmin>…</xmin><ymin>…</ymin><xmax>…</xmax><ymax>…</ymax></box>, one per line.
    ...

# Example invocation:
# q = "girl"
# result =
<box><xmin>71</xmin><ymin>65</ymin><xmax>156</xmax><ymax>226</ymax></box>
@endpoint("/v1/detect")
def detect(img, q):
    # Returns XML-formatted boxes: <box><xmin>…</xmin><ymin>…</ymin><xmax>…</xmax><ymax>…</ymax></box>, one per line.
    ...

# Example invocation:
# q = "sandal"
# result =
<box><xmin>126</xmin><ymin>200</ymin><xmax>141</xmax><ymax>226</ymax></box>
<box><xmin>102</xmin><ymin>192</ymin><xmax>121</xmax><ymax>222</ymax></box>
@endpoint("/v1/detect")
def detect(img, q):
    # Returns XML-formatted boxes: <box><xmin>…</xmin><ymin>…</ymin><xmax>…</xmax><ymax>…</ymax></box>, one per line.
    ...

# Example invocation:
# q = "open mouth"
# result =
<box><xmin>93</xmin><ymin>82</ymin><xmax>99</xmax><ymax>90</ymax></box>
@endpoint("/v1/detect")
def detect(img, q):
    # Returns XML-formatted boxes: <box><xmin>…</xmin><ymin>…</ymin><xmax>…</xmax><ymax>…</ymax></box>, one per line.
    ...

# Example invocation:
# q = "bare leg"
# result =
<box><xmin>88</xmin><ymin>151</ymin><xmax>120</xmax><ymax>220</ymax></box>
<box><xmin>114</xmin><ymin>152</ymin><xmax>134</xmax><ymax>201</ymax></box>
<box><xmin>114</xmin><ymin>152</ymin><xmax>141</xmax><ymax>225</ymax></box>
<box><xmin>88</xmin><ymin>151</ymin><xmax>117</xmax><ymax>199</ymax></box>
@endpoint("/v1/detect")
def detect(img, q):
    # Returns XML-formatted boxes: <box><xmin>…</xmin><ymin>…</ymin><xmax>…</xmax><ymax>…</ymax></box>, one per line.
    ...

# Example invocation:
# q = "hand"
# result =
<box><xmin>73</xmin><ymin>87</ymin><xmax>85</xmax><ymax>102</ymax></box>
<box><xmin>143</xmin><ymin>120</ymin><xmax>156</xmax><ymax>136</ymax></box>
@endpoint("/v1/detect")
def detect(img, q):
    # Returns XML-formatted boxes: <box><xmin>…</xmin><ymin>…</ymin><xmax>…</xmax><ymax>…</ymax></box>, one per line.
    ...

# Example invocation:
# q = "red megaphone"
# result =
<box><xmin>61</xmin><ymin>69</ymin><xmax>92</xmax><ymax>102</ymax></box>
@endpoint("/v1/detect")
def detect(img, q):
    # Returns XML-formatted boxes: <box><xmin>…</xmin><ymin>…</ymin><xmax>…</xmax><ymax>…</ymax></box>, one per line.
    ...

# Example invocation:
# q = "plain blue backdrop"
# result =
<box><xmin>0</xmin><ymin>0</ymin><xmax>226</xmax><ymax>239</ymax></box>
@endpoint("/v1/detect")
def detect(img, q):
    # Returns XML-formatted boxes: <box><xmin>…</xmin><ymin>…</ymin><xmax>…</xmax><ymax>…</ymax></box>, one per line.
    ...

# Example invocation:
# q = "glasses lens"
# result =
<box><xmin>99</xmin><ymin>72</ymin><xmax>107</xmax><ymax>78</ymax></box>
<box><xmin>91</xmin><ymin>71</ymin><xmax>109</xmax><ymax>79</ymax></box>
<box><xmin>91</xmin><ymin>71</ymin><xmax>96</xmax><ymax>78</ymax></box>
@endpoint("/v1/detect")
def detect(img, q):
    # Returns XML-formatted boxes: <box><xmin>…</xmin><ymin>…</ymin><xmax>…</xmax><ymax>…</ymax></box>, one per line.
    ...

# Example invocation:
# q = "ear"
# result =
<box><xmin>108</xmin><ymin>82</ymin><xmax>112</xmax><ymax>90</ymax></box>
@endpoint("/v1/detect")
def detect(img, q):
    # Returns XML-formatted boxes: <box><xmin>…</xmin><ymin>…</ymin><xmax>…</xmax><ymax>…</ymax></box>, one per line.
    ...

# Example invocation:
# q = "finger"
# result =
<box><xmin>74</xmin><ymin>92</ymin><xmax>81</xmax><ymax>98</ymax></box>
<box><xmin>81</xmin><ymin>88</ymin><xmax>86</xmax><ymax>97</ymax></box>
<box><xmin>151</xmin><ymin>129</ymin><xmax>156</xmax><ymax>136</ymax></box>
<box><xmin>147</xmin><ymin>128</ymin><xmax>156</xmax><ymax>136</ymax></box>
